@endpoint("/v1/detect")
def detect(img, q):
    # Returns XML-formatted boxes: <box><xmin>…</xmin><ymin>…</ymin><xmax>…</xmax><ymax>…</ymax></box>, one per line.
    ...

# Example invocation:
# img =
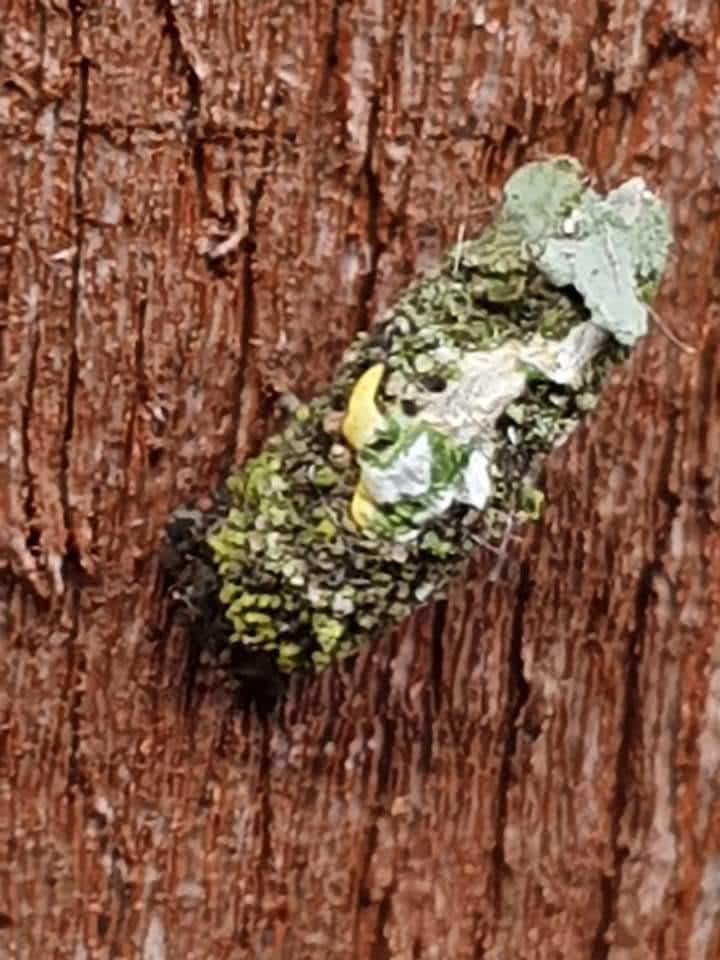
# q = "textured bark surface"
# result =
<box><xmin>2</xmin><ymin>2</ymin><xmax>720</xmax><ymax>958</ymax></box>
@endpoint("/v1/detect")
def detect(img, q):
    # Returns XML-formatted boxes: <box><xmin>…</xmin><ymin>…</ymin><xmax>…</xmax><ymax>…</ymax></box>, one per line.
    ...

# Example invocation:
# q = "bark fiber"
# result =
<box><xmin>1</xmin><ymin>1</ymin><xmax>720</xmax><ymax>958</ymax></box>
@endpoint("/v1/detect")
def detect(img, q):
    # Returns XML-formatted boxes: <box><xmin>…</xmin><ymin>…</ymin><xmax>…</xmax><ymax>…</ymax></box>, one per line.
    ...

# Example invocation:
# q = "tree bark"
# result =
<box><xmin>2</xmin><ymin>2</ymin><xmax>719</xmax><ymax>958</ymax></box>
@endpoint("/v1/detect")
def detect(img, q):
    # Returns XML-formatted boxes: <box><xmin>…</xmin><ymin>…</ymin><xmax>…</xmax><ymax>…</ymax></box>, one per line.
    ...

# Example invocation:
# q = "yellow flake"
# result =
<box><xmin>350</xmin><ymin>480</ymin><xmax>377</xmax><ymax>529</ymax></box>
<box><xmin>342</xmin><ymin>363</ymin><xmax>385</xmax><ymax>450</ymax></box>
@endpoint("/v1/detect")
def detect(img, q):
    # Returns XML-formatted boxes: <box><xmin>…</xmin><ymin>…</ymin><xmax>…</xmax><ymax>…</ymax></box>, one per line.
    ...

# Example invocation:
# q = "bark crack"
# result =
<box><xmin>36</xmin><ymin>1</ymin><xmax>48</xmax><ymax>95</ymax></box>
<box><xmin>157</xmin><ymin>0</ymin><xmax>206</xmax><ymax>211</ymax></box>
<box><xmin>226</xmin><ymin>142</ymin><xmax>271</xmax><ymax>468</ymax></box>
<box><xmin>60</xmin><ymin>4</ymin><xmax>89</xmax><ymax>573</ymax></box>
<box><xmin>646</xmin><ymin>29</ymin><xmax>702</xmax><ymax>73</ymax></box>
<box><xmin>356</xmin><ymin>91</ymin><xmax>382</xmax><ymax>336</ymax></box>
<box><xmin>371</xmin><ymin>889</ymin><xmax>392</xmax><ymax>960</ymax></box>
<box><xmin>121</xmin><ymin>287</ymin><xmax>148</xmax><ymax>510</ymax></box>
<box><xmin>61</xmin><ymin>582</ymin><xmax>85</xmax><ymax>796</ymax></box>
<box><xmin>20</xmin><ymin>325</ymin><xmax>39</xmax><ymax>536</ymax></box>
<box><xmin>324</xmin><ymin>0</ymin><xmax>342</xmax><ymax>80</ymax></box>
<box><xmin>256</xmin><ymin>717</ymin><xmax>275</xmax><ymax>906</ymax></box>
<box><xmin>491</xmin><ymin>559</ymin><xmax>532</xmax><ymax>914</ymax></box>
<box><xmin>10</xmin><ymin>165</ymin><xmax>38</xmax><ymax>540</ymax></box>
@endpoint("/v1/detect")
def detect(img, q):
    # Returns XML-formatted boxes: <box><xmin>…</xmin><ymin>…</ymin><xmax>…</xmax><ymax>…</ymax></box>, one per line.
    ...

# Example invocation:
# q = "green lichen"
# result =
<box><xmin>194</xmin><ymin>158</ymin><xmax>672</xmax><ymax>675</ymax></box>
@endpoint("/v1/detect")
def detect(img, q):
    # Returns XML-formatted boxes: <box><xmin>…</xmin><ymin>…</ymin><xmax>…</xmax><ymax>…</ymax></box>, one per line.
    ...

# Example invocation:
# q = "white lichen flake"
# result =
<box><xmin>539</xmin><ymin>175</ymin><xmax>672</xmax><ymax>345</ymax></box>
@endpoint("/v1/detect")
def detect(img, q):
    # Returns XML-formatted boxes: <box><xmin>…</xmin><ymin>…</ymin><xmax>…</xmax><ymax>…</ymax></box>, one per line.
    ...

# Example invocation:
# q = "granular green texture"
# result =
<box><xmin>166</xmin><ymin>157</ymin><xmax>671</xmax><ymax>678</ymax></box>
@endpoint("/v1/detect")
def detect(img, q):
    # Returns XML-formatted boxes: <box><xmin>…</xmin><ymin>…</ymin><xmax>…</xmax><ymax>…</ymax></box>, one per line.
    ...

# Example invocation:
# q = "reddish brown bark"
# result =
<box><xmin>2</xmin><ymin>1</ymin><xmax>720</xmax><ymax>958</ymax></box>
